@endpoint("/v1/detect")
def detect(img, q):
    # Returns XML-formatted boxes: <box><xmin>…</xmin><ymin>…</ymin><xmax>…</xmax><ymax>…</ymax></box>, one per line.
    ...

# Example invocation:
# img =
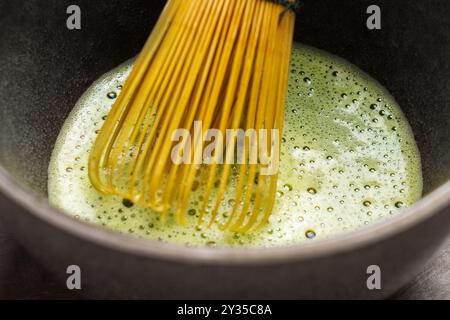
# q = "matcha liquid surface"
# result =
<box><xmin>48</xmin><ymin>44</ymin><xmax>422</xmax><ymax>247</ymax></box>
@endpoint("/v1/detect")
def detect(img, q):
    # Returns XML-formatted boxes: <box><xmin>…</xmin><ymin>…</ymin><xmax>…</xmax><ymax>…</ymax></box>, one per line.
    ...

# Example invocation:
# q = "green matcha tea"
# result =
<box><xmin>48</xmin><ymin>44</ymin><xmax>422</xmax><ymax>247</ymax></box>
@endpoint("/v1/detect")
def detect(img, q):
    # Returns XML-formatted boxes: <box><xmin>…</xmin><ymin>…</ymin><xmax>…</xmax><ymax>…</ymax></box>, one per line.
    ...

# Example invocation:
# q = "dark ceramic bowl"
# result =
<box><xmin>0</xmin><ymin>0</ymin><xmax>449</xmax><ymax>298</ymax></box>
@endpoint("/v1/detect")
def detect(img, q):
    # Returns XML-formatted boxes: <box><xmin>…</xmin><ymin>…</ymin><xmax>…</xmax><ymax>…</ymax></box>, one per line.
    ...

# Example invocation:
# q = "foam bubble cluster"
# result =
<box><xmin>48</xmin><ymin>44</ymin><xmax>422</xmax><ymax>247</ymax></box>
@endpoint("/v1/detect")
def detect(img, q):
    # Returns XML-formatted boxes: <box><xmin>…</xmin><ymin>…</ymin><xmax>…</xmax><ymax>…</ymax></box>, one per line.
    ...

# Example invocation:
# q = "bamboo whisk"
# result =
<box><xmin>88</xmin><ymin>0</ymin><xmax>297</xmax><ymax>233</ymax></box>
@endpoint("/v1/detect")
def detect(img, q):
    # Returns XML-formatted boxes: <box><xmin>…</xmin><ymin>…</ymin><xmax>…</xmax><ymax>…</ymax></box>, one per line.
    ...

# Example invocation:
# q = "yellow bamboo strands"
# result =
<box><xmin>89</xmin><ymin>0</ymin><xmax>297</xmax><ymax>233</ymax></box>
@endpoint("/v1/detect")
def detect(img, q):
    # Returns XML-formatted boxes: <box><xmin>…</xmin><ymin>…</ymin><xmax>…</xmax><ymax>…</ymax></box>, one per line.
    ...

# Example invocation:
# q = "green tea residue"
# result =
<box><xmin>48</xmin><ymin>44</ymin><xmax>422</xmax><ymax>247</ymax></box>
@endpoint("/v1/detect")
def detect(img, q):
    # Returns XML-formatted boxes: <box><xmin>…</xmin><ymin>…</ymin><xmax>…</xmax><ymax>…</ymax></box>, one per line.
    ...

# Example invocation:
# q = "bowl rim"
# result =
<box><xmin>1</xmin><ymin>166</ymin><xmax>449</xmax><ymax>265</ymax></box>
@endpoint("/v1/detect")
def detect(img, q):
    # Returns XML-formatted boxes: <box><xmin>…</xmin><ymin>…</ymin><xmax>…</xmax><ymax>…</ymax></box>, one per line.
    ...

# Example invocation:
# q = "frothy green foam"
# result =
<box><xmin>48</xmin><ymin>44</ymin><xmax>422</xmax><ymax>247</ymax></box>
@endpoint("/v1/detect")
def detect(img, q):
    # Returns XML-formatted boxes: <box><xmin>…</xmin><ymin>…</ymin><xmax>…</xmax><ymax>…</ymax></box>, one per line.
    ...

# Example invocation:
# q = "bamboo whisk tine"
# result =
<box><xmin>88</xmin><ymin>0</ymin><xmax>297</xmax><ymax>233</ymax></box>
